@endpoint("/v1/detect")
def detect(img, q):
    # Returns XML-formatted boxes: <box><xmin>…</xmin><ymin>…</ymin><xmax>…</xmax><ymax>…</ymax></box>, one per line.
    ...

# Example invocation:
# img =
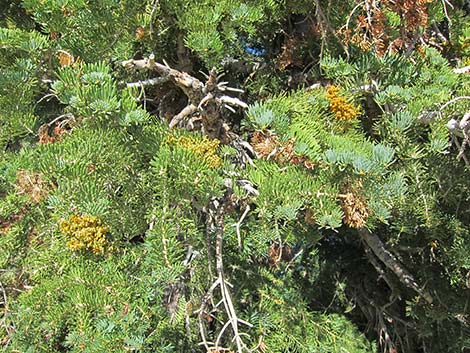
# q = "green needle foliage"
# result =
<box><xmin>1</xmin><ymin>1</ymin><xmax>470</xmax><ymax>353</ymax></box>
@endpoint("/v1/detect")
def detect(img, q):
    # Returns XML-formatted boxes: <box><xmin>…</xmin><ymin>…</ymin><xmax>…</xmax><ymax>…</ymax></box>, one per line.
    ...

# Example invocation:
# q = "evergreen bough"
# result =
<box><xmin>1</xmin><ymin>1</ymin><xmax>470</xmax><ymax>353</ymax></box>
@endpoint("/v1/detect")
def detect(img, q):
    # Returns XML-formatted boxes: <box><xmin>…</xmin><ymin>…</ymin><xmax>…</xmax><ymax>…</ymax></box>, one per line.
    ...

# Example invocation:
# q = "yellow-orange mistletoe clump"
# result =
<box><xmin>326</xmin><ymin>85</ymin><xmax>361</xmax><ymax>122</ymax></box>
<box><xmin>167</xmin><ymin>135</ymin><xmax>222</xmax><ymax>169</ymax></box>
<box><xmin>59</xmin><ymin>214</ymin><xmax>109</xmax><ymax>254</ymax></box>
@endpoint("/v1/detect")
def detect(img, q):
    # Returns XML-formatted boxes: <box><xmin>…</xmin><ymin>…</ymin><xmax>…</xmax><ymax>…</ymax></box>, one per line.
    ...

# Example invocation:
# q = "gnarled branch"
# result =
<box><xmin>122</xmin><ymin>54</ymin><xmax>247</xmax><ymax>142</ymax></box>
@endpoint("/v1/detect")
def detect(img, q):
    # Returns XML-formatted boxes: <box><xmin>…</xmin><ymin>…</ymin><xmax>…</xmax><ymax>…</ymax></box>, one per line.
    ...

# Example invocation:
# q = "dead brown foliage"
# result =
<box><xmin>268</xmin><ymin>243</ymin><xmax>294</xmax><ymax>267</ymax></box>
<box><xmin>38</xmin><ymin>123</ymin><xmax>67</xmax><ymax>144</ymax></box>
<box><xmin>15</xmin><ymin>170</ymin><xmax>50</xmax><ymax>204</ymax></box>
<box><xmin>339</xmin><ymin>183</ymin><xmax>369</xmax><ymax>228</ymax></box>
<box><xmin>251</xmin><ymin>130</ymin><xmax>316</xmax><ymax>170</ymax></box>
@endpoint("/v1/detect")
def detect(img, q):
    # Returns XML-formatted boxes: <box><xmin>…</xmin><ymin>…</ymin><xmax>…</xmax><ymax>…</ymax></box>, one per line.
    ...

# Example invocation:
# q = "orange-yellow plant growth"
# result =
<box><xmin>326</xmin><ymin>85</ymin><xmax>361</xmax><ymax>122</ymax></box>
<box><xmin>59</xmin><ymin>214</ymin><xmax>109</xmax><ymax>254</ymax></box>
<box><xmin>168</xmin><ymin>135</ymin><xmax>222</xmax><ymax>168</ymax></box>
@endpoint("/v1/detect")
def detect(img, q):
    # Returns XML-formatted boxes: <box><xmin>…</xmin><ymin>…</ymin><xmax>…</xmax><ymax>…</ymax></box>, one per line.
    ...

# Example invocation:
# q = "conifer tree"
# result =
<box><xmin>1</xmin><ymin>1</ymin><xmax>469</xmax><ymax>353</ymax></box>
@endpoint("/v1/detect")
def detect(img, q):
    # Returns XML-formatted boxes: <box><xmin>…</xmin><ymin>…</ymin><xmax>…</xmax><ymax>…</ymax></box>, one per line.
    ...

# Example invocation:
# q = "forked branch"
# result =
<box><xmin>199</xmin><ymin>193</ymin><xmax>256</xmax><ymax>353</ymax></box>
<box><xmin>122</xmin><ymin>54</ymin><xmax>247</xmax><ymax>142</ymax></box>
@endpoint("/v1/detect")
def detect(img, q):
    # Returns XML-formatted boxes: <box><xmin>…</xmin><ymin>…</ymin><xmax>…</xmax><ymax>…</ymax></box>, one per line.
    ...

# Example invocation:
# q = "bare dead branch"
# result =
<box><xmin>126</xmin><ymin>77</ymin><xmax>169</xmax><ymax>88</ymax></box>
<box><xmin>459</xmin><ymin>111</ymin><xmax>470</xmax><ymax>130</ymax></box>
<box><xmin>454</xmin><ymin>66</ymin><xmax>470</xmax><ymax>74</ymax></box>
<box><xmin>441</xmin><ymin>0</ymin><xmax>454</xmax><ymax>30</ymax></box>
<box><xmin>457</xmin><ymin>129</ymin><xmax>470</xmax><ymax>162</ymax></box>
<box><xmin>446</xmin><ymin>111</ymin><xmax>470</xmax><ymax>164</ymax></box>
<box><xmin>452</xmin><ymin>135</ymin><xmax>470</xmax><ymax>165</ymax></box>
<box><xmin>148</xmin><ymin>0</ymin><xmax>160</xmax><ymax>39</ymax></box>
<box><xmin>359</xmin><ymin>228</ymin><xmax>433</xmax><ymax>304</ymax></box>
<box><xmin>198</xmin><ymin>278</ymin><xmax>220</xmax><ymax>351</ymax></box>
<box><xmin>213</xmin><ymin>198</ymin><xmax>245</xmax><ymax>353</ymax></box>
<box><xmin>169</xmin><ymin>104</ymin><xmax>197</xmax><ymax>128</ymax></box>
<box><xmin>236</xmin><ymin>180</ymin><xmax>259</xmax><ymax>197</ymax></box>
<box><xmin>123</xmin><ymin>54</ymin><xmax>247</xmax><ymax>141</ymax></box>
<box><xmin>364</xmin><ymin>245</ymin><xmax>400</xmax><ymax>302</ymax></box>
<box><xmin>218</xmin><ymin>96</ymin><xmax>248</xmax><ymax>109</ymax></box>
<box><xmin>200</xmin><ymin>193</ymin><xmax>256</xmax><ymax>353</ymax></box>
<box><xmin>223</xmin><ymin>104</ymin><xmax>237</xmax><ymax>113</ymax></box>
<box><xmin>218</xmin><ymin>86</ymin><xmax>245</xmax><ymax>94</ymax></box>
<box><xmin>198</xmin><ymin>93</ymin><xmax>215</xmax><ymax>110</ymax></box>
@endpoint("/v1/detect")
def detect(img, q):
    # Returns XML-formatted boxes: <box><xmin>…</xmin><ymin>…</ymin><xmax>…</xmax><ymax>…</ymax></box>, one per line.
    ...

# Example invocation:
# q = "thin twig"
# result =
<box><xmin>440</xmin><ymin>96</ymin><xmax>470</xmax><ymax>111</ymax></box>
<box><xmin>314</xmin><ymin>0</ymin><xmax>349</xmax><ymax>59</ymax></box>
<box><xmin>452</xmin><ymin>135</ymin><xmax>470</xmax><ymax>165</ymax></box>
<box><xmin>276</xmin><ymin>222</ymin><xmax>283</xmax><ymax>264</ymax></box>
<box><xmin>37</xmin><ymin>93</ymin><xmax>58</xmax><ymax>104</ymax></box>
<box><xmin>215</xmin><ymin>320</ymin><xmax>233</xmax><ymax>349</ymax></box>
<box><xmin>214</xmin><ymin>200</ymin><xmax>244</xmax><ymax>353</ymax></box>
<box><xmin>218</xmin><ymin>96</ymin><xmax>248</xmax><ymax>109</ymax></box>
<box><xmin>441</xmin><ymin>0</ymin><xmax>453</xmax><ymax>33</ymax></box>
<box><xmin>454</xmin><ymin>66</ymin><xmax>470</xmax><ymax>74</ymax></box>
<box><xmin>359</xmin><ymin>228</ymin><xmax>433</xmax><ymax>304</ymax></box>
<box><xmin>198</xmin><ymin>278</ymin><xmax>220</xmax><ymax>351</ymax></box>
<box><xmin>233</xmin><ymin>205</ymin><xmax>250</xmax><ymax>249</ymax></box>
<box><xmin>457</xmin><ymin>129</ymin><xmax>470</xmax><ymax>162</ymax></box>
<box><xmin>169</xmin><ymin>104</ymin><xmax>197</xmax><ymax>128</ymax></box>
<box><xmin>344</xmin><ymin>1</ymin><xmax>366</xmax><ymax>33</ymax></box>
<box><xmin>149</xmin><ymin>0</ymin><xmax>160</xmax><ymax>39</ymax></box>
<box><xmin>404</xmin><ymin>30</ymin><xmax>423</xmax><ymax>58</ymax></box>
<box><xmin>47</xmin><ymin>113</ymin><xmax>74</xmax><ymax>126</ymax></box>
<box><xmin>0</xmin><ymin>281</ymin><xmax>14</xmax><ymax>340</ymax></box>
<box><xmin>223</xmin><ymin>104</ymin><xmax>236</xmax><ymax>113</ymax></box>
<box><xmin>149</xmin><ymin>219</ymin><xmax>170</xmax><ymax>267</ymax></box>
